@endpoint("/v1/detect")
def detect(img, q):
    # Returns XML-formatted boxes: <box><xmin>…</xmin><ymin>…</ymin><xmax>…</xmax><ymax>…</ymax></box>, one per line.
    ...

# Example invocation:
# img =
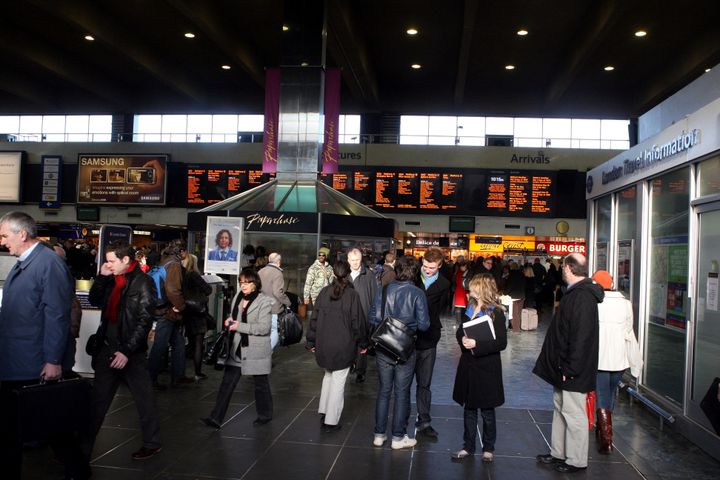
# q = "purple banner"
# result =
<box><xmin>262</xmin><ymin>68</ymin><xmax>280</xmax><ymax>173</ymax></box>
<box><xmin>322</xmin><ymin>68</ymin><xmax>341</xmax><ymax>174</ymax></box>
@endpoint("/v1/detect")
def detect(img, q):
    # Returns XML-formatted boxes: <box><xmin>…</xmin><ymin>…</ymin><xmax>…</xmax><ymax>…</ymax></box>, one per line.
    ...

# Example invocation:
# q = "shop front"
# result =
<box><xmin>585</xmin><ymin>96</ymin><xmax>720</xmax><ymax>459</ymax></box>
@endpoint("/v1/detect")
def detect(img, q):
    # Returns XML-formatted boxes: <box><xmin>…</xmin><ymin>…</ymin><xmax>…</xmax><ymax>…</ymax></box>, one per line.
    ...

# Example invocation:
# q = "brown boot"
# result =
<box><xmin>595</xmin><ymin>408</ymin><xmax>603</xmax><ymax>440</ymax></box>
<box><xmin>598</xmin><ymin>408</ymin><xmax>613</xmax><ymax>454</ymax></box>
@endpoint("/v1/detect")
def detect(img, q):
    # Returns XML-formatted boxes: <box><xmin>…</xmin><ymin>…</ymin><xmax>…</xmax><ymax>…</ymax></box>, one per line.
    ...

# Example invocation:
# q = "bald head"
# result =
<box><xmin>562</xmin><ymin>253</ymin><xmax>588</xmax><ymax>281</ymax></box>
<box><xmin>268</xmin><ymin>252</ymin><xmax>281</xmax><ymax>265</ymax></box>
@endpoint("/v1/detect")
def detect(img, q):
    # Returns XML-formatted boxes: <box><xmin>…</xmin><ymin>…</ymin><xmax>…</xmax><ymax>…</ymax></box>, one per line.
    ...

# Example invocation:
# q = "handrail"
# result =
<box><xmin>621</xmin><ymin>382</ymin><xmax>675</xmax><ymax>430</ymax></box>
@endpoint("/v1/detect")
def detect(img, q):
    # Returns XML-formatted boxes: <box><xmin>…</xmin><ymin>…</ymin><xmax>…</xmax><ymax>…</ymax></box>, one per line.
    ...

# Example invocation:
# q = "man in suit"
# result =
<box><xmin>208</xmin><ymin>229</ymin><xmax>238</xmax><ymax>262</ymax></box>
<box><xmin>0</xmin><ymin>211</ymin><xmax>89</xmax><ymax>480</ymax></box>
<box><xmin>347</xmin><ymin>247</ymin><xmax>377</xmax><ymax>383</ymax></box>
<box><xmin>413</xmin><ymin>248</ymin><xmax>450</xmax><ymax>438</ymax></box>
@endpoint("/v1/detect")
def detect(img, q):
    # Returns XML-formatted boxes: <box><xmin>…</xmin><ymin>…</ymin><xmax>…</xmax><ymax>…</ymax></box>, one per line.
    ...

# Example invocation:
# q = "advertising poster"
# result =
<box><xmin>649</xmin><ymin>236</ymin><xmax>688</xmax><ymax>330</ymax></box>
<box><xmin>617</xmin><ymin>240</ymin><xmax>633</xmax><ymax>297</ymax></box>
<box><xmin>77</xmin><ymin>154</ymin><xmax>167</xmax><ymax>205</ymax></box>
<box><xmin>666</xmin><ymin>243</ymin><xmax>689</xmax><ymax>329</ymax></box>
<box><xmin>204</xmin><ymin>216</ymin><xmax>243</xmax><ymax>275</ymax></box>
<box><xmin>98</xmin><ymin>224</ymin><xmax>133</xmax><ymax>275</ymax></box>
<box><xmin>595</xmin><ymin>242</ymin><xmax>608</xmax><ymax>271</ymax></box>
<box><xmin>0</xmin><ymin>151</ymin><xmax>23</xmax><ymax>203</ymax></box>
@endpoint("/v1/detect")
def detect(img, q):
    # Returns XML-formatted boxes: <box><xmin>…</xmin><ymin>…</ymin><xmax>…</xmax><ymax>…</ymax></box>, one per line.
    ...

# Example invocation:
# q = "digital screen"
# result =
<box><xmin>188</xmin><ymin>165</ymin><xmax>563</xmax><ymax>217</ymax></box>
<box><xmin>77</xmin><ymin>154</ymin><xmax>167</xmax><ymax>205</ymax></box>
<box><xmin>0</xmin><ymin>151</ymin><xmax>23</xmax><ymax>203</ymax></box>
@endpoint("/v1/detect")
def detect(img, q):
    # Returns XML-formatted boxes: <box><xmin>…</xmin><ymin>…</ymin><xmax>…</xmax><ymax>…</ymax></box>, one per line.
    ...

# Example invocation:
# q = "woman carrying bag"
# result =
<box><xmin>201</xmin><ymin>268</ymin><xmax>274</xmax><ymax>428</ymax></box>
<box><xmin>306</xmin><ymin>260</ymin><xmax>368</xmax><ymax>432</ymax></box>
<box><xmin>451</xmin><ymin>273</ymin><xmax>507</xmax><ymax>462</ymax></box>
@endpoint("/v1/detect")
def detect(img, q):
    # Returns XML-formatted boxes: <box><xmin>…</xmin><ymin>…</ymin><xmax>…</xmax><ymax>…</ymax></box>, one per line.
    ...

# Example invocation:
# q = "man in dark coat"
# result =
<box><xmin>413</xmin><ymin>248</ymin><xmax>450</xmax><ymax>437</ymax></box>
<box><xmin>534</xmin><ymin>253</ymin><xmax>604</xmax><ymax>474</ymax></box>
<box><xmin>347</xmin><ymin>248</ymin><xmax>377</xmax><ymax>383</ymax></box>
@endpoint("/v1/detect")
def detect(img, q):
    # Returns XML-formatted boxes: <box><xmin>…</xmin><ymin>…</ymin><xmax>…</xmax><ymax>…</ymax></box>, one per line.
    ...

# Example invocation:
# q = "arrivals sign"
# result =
<box><xmin>77</xmin><ymin>154</ymin><xmax>167</xmax><ymax>205</ymax></box>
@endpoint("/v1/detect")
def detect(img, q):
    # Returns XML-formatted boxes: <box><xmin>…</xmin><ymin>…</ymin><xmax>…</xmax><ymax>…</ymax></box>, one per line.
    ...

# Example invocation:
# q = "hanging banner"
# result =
<box><xmin>262</xmin><ymin>68</ymin><xmax>280</xmax><ymax>173</ymax></box>
<box><xmin>321</xmin><ymin>68</ymin><xmax>341</xmax><ymax>174</ymax></box>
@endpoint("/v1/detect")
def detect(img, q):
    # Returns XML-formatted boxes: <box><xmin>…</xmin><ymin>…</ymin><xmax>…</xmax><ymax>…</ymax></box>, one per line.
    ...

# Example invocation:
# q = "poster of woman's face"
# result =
<box><xmin>204</xmin><ymin>216</ymin><xmax>244</xmax><ymax>275</ymax></box>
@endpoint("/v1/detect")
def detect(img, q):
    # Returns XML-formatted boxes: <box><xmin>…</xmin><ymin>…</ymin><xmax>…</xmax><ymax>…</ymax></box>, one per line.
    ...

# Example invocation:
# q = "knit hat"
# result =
<box><xmin>592</xmin><ymin>270</ymin><xmax>613</xmax><ymax>290</ymax></box>
<box><xmin>318</xmin><ymin>247</ymin><xmax>330</xmax><ymax>256</ymax></box>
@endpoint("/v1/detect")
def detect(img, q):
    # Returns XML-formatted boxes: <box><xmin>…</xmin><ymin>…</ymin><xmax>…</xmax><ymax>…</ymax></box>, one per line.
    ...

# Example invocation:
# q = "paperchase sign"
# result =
<box><xmin>243</xmin><ymin>212</ymin><xmax>316</xmax><ymax>233</ymax></box>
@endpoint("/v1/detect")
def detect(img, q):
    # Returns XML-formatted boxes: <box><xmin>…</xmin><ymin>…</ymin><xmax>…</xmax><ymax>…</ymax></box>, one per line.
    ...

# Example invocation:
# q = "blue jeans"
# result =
<box><xmin>596</xmin><ymin>370</ymin><xmax>623</xmax><ymax>410</ymax></box>
<box><xmin>271</xmin><ymin>313</ymin><xmax>278</xmax><ymax>350</ymax></box>
<box><xmin>148</xmin><ymin>318</ymin><xmax>186</xmax><ymax>382</ymax></box>
<box><xmin>374</xmin><ymin>350</ymin><xmax>416</xmax><ymax>439</ymax></box>
<box><xmin>464</xmin><ymin>407</ymin><xmax>496</xmax><ymax>453</ymax></box>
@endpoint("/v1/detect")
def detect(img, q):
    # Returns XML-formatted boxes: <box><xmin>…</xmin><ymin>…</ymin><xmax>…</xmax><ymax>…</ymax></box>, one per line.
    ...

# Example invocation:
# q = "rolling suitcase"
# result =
<box><xmin>521</xmin><ymin>308</ymin><xmax>538</xmax><ymax>331</ymax></box>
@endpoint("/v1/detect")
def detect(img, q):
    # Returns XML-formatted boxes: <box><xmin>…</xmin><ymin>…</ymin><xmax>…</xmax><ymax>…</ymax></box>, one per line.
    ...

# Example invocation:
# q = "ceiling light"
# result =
<box><xmin>411</xmin><ymin>64</ymin><xmax>422</xmax><ymax>69</ymax></box>
<box><xmin>604</xmin><ymin>65</ymin><xmax>615</xmax><ymax>71</ymax></box>
<box><xmin>221</xmin><ymin>65</ymin><xmax>231</xmax><ymax>70</ymax></box>
<box><xmin>84</xmin><ymin>35</ymin><xmax>95</xmax><ymax>41</ymax></box>
<box><xmin>505</xmin><ymin>65</ymin><xmax>515</xmax><ymax>70</ymax></box>
<box><xmin>301</xmin><ymin>61</ymin><xmax>310</xmax><ymax>67</ymax></box>
<box><xmin>634</xmin><ymin>30</ymin><xmax>647</xmax><ymax>37</ymax></box>
<box><xmin>282</xmin><ymin>25</ymin><xmax>289</xmax><ymax>32</ymax></box>
<box><xmin>706</xmin><ymin>68</ymin><xmax>711</xmax><ymax>73</ymax></box>
<box><xmin>517</xmin><ymin>29</ymin><xmax>528</xmax><ymax>36</ymax></box>
<box><xmin>184</xmin><ymin>32</ymin><xmax>195</xmax><ymax>38</ymax></box>
<box><xmin>406</xmin><ymin>28</ymin><xmax>418</xmax><ymax>35</ymax></box>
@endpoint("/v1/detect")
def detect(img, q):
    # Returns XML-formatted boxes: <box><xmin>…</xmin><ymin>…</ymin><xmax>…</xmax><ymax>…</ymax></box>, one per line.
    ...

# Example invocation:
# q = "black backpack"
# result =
<box><xmin>277</xmin><ymin>306</ymin><xmax>303</xmax><ymax>347</ymax></box>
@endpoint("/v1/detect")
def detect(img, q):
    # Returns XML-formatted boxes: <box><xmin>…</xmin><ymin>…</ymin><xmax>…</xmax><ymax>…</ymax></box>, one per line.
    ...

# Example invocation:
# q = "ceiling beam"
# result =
<box><xmin>543</xmin><ymin>0</ymin><xmax>621</xmax><ymax>111</ymax></box>
<box><xmin>326</xmin><ymin>0</ymin><xmax>379</xmax><ymax>109</ymax></box>
<box><xmin>164</xmin><ymin>0</ymin><xmax>265</xmax><ymax>87</ymax></box>
<box><xmin>454</xmin><ymin>0</ymin><xmax>479</xmax><ymax>108</ymax></box>
<box><xmin>26</xmin><ymin>0</ymin><xmax>206</xmax><ymax>105</ymax></box>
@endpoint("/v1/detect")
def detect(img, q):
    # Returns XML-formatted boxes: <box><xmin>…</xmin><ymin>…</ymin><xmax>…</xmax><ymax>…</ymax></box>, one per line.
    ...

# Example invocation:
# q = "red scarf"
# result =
<box><xmin>107</xmin><ymin>260</ymin><xmax>138</xmax><ymax>324</ymax></box>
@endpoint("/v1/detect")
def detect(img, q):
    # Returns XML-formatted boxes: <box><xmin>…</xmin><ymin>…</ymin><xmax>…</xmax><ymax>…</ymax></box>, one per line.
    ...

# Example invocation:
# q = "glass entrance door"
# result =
<box><xmin>688</xmin><ymin>203</ymin><xmax>720</xmax><ymax>436</ymax></box>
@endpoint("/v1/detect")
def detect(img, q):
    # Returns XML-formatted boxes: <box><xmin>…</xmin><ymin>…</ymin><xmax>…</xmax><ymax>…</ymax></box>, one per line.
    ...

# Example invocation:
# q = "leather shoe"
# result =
<box><xmin>131</xmin><ymin>446</ymin><xmax>162</xmax><ymax>460</ymax></box>
<box><xmin>322</xmin><ymin>423</ymin><xmax>342</xmax><ymax>432</ymax></box>
<box><xmin>253</xmin><ymin>418</ymin><xmax>272</xmax><ymax>426</ymax></box>
<box><xmin>418</xmin><ymin>425</ymin><xmax>439</xmax><ymax>437</ymax></box>
<box><xmin>536</xmin><ymin>453</ymin><xmax>564</xmax><ymax>464</ymax></box>
<box><xmin>201</xmin><ymin>417</ymin><xmax>221</xmax><ymax>429</ymax></box>
<box><xmin>355</xmin><ymin>374</ymin><xmax>365</xmax><ymax>383</ymax></box>
<box><xmin>555</xmin><ymin>462</ymin><xmax>587</xmax><ymax>473</ymax></box>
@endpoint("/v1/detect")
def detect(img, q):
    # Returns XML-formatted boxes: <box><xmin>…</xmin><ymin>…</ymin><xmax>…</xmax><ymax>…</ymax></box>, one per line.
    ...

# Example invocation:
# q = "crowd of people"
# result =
<box><xmin>0</xmin><ymin>211</ymin><xmax>641</xmax><ymax>478</ymax></box>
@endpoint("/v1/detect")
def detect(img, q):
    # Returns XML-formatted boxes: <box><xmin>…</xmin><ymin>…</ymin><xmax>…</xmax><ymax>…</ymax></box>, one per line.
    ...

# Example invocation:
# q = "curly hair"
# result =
<box><xmin>467</xmin><ymin>273</ymin><xmax>501</xmax><ymax>310</ymax></box>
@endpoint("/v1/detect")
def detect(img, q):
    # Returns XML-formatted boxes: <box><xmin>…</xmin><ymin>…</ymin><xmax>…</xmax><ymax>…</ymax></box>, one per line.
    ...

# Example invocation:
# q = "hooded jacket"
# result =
<box><xmin>533</xmin><ymin>278</ymin><xmax>604</xmax><ymax>392</ymax></box>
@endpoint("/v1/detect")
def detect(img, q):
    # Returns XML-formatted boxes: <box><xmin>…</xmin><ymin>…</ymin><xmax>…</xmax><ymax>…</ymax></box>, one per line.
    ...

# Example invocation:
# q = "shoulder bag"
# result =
<box><xmin>370</xmin><ymin>285</ymin><xmax>416</xmax><ymax>363</ymax></box>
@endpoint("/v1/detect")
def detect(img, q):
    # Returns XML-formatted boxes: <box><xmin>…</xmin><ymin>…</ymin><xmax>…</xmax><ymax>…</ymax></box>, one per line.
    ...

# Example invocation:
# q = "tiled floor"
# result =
<box><xmin>24</xmin><ymin>309</ymin><xmax>720</xmax><ymax>479</ymax></box>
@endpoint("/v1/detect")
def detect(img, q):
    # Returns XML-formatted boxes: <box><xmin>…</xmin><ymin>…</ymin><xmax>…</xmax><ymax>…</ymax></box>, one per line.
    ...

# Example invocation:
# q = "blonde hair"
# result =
<box><xmin>467</xmin><ymin>273</ymin><xmax>501</xmax><ymax>310</ymax></box>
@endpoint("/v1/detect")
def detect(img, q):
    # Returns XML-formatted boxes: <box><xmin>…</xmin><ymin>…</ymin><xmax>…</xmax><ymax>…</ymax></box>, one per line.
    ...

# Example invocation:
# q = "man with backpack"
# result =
<box><xmin>147</xmin><ymin>240</ymin><xmax>193</xmax><ymax>388</ymax></box>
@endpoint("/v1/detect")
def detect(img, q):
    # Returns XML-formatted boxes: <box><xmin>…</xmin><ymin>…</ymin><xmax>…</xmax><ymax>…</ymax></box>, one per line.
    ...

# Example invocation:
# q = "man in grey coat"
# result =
<box><xmin>347</xmin><ymin>248</ymin><xmax>377</xmax><ymax>383</ymax></box>
<box><xmin>258</xmin><ymin>252</ymin><xmax>291</xmax><ymax>349</ymax></box>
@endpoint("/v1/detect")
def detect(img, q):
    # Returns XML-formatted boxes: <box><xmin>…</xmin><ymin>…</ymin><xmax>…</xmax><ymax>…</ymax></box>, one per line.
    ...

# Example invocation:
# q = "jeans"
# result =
<box><xmin>463</xmin><ymin>407</ymin><xmax>496</xmax><ymax>453</ymax></box>
<box><xmin>148</xmin><ymin>318</ymin><xmax>186</xmax><ymax>382</ymax></box>
<box><xmin>596</xmin><ymin>370</ymin><xmax>623</xmax><ymax>410</ymax></box>
<box><xmin>414</xmin><ymin>347</ymin><xmax>437</xmax><ymax>429</ymax></box>
<box><xmin>271</xmin><ymin>313</ymin><xmax>279</xmax><ymax>350</ymax></box>
<box><xmin>210</xmin><ymin>366</ymin><xmax>273</xmax><ymax>423</ymax></box>
<box><xmin>374</xmin><ymin>350</ymin><xmax>416</xmax><ymax>439</ymax></box>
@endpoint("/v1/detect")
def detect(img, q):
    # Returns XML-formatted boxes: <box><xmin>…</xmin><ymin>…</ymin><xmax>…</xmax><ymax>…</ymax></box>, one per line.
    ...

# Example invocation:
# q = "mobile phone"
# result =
<box><xmin>127</xmin><ymin>167</ymin><xmax>156</xmax><ymax>184</ymax></box>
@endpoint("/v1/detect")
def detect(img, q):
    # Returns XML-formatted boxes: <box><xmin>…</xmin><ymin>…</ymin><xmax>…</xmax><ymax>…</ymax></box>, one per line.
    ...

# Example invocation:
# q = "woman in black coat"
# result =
<box><xmin>452</xmin><ymin>273</ymin><xmax>507</xmax><ymax>462</ymax></box>
<box><xmin>306</xmin><ymin>260</ymin><xmax>368</xmax><ymax>432</ymax></box>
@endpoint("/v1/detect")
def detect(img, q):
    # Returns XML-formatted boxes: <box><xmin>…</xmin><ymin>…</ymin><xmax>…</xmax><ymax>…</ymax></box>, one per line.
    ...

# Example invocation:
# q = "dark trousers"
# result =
<box><xmin>209</xmin><ymin>366</ymin><xmax>273</xmax><ymax>423</ymax></box>
<box><xmin>1</xmin><ymin>379</ymin><xmax>90</xmax><ymax>480</ymax></box>
<box><xmin>90</xmin><ymin>347</ymin><xmax>161</xmax><ymax>450</ymax></box>
<box><xmin>463</xmin><ymin>407</ymin><xmax>496</xmax><ymax>454</ymax></box>
<box><xmin>354</xmin><ymin>351</ymin><xmax>368</xmax><ymax>376</ymax></box>
<box><xmin>414</xmin><ymin>347</ymin><xmax>437</xmax><ymax>428</ymax></box>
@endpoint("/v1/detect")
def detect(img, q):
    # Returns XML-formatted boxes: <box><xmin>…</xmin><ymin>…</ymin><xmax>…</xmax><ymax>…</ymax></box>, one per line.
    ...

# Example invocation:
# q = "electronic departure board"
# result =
<box><xmin>188</xmin><ymin>165</ymin><xmax>564</xmax><ymax>218</ymax></box>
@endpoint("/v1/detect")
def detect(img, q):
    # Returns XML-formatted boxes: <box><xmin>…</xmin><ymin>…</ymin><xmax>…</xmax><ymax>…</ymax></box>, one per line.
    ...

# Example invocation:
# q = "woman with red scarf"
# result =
<box><xmin>87</xmin><ymin>240</ymin><xmax>162</xmax><ymax>461</ymax></box>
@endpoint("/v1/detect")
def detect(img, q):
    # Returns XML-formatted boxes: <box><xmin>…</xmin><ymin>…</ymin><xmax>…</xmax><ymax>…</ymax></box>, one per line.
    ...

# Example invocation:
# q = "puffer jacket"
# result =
<box><xmin>89</xmin><ymin>266</ymin><xmax>157</xmax><ymax>357</ymax></box>
<box><xmin>533</xmin><ymin>278</ymin><xmax>604</xmax><ymax>392</ymax></box>
<box><xmin>370</xmin><ymin>280</ymin><xmax>430</xmax><ymax>334</ymax></box>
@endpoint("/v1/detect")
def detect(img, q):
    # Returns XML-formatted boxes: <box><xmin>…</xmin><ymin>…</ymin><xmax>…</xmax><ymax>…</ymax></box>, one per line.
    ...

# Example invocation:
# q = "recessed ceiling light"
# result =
<box><xmin>706</xmin><ymin>68</ymin><xmax>711</xmax><ymax>73</ymax></box>
<box><xmin>411</xmin><ymin>63</ymin><xmax>422</xmax><ymax>69</ymax></box>
<box><xmin>221</xmin><ymin>65</ymin><xmax>231</xmax><ymax>70</ymax></box>
<box><xmin>517</xmin><ymin>29</ymin><xmax>528</xmax><ymax>36</ymax></box>
<box><xmin>634</xmin><ymin>30</ymin><xmax>647</xmax><ymax>37</ymax></box>
<box><xmin>604</xmin><ymin>65</ymin><xmax>615</xmax><ymax>71</ymax></box>
<box><xmin>84</xmin><ymin>35</ymin><xmax>95</xmax><ymax>41</ymax></box>
<box><xmin>282</xmin><ymin>25</ymin><xmax>289</xmax><ymax>32</ymax></box>
<box><xmin>184</xmin><ymin>32</ymin><xmax>195</xmax><ymax>38</ymax></box>
<box><xmin>301</xmin><ymin>61</ymin><xmax>310</xmax><ymax>67</ymax></box>
<box><xmin>407</xmin><ymin>28</ymin><xmax>418</xmax><ymax>35</ymax></box>
<box><xmin>505</xmin><ymin>65</ymin><xmax>515</xmax><ymax>70</ymax></box>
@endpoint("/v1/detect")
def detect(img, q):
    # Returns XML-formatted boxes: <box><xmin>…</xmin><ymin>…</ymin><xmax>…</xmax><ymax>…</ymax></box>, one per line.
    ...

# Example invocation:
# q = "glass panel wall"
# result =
<box><xmin>645</xmin><ymin>167</ymin><xmax>690</xmax><ymax>405</ymax></box>
<box><xmin>594</xmin><ymin>195</ymin><xmax>612</xmax><ymax>271</ymax></box>
<box><xmin>698</xmin><ymin>154</ymin><xmax>720</xmax><ymax>197</ymax></box>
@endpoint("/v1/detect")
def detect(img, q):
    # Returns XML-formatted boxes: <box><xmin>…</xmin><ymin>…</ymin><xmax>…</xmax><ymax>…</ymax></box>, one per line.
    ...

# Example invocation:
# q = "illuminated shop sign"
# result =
<box><xmin>536</xmin><ymin>241</ymin><xmax>586</xmax><ymax>255</ymax></box>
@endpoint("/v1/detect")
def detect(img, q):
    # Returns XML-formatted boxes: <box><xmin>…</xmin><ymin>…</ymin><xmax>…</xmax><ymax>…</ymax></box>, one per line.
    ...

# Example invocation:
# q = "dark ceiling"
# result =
<box><xmin>2</xmin><ymin>0</ymin><xmax>720</xmax><ymax>119</ymax></box>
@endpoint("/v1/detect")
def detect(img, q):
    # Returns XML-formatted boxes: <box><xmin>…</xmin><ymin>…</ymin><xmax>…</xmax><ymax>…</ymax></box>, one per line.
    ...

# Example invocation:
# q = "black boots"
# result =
<box><xmin>597</xmin><ymin>408</ymin><xmax>613</xmax><ymax>454</ymax></box>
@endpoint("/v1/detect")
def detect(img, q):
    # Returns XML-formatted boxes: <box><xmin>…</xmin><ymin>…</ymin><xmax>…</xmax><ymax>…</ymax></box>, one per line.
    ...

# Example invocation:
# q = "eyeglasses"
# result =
<box><xmin>318</xmin><ymin>254</ymin><xmax>326</xmax><ymax>257</ymax></box>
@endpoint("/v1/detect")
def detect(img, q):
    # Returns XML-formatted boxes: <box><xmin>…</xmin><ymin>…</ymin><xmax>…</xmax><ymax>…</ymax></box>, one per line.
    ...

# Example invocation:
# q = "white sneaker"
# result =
<box><xmin>391</xmin><ymin>435</ymin><xmax>417</xmax><ymax>450</ymax></box>
<box><xmin>373</xmin><ymin>434</ymin><xmax>387</xmax><ymax>447</ymax></box>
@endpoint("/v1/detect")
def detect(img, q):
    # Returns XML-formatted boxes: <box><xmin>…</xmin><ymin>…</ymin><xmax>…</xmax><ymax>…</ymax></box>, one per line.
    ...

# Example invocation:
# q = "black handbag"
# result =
<box><xmin>204</xmin><ymin>330</ymin><xmax>230</xmax><ymax>368</ymax></box>
<box><xmin>370</xmin><ymin>285</ymin><xmax>416</xmax><ymax>363</ymax></box>
<box><xmin>13</xmin><ymin>378</ymin><xmax>92</xmax><ymax>442</ymax></box>
<box><xmin>277</xmin><ymin>306</ymin><xmax>303</xmax><ymax>347</ymax></box>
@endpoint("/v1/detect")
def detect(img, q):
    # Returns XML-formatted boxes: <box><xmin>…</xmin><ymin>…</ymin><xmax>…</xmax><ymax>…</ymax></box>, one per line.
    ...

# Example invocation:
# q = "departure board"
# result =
<box><xmin>188</xmin><ymin>165</ymin><xmax>561</xmax><ymax>217</ymax></box>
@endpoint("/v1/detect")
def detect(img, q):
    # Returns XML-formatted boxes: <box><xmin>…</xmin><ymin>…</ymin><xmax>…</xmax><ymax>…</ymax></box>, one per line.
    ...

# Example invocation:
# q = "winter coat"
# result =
<box><xmin>303</xmin><ymin>259</ymin><xmax>334</xmax><ymax>304</ymax></box>
<box><xmin>370</xmin><ymin>280</ymin><xmax>430</xmax><ymax>334</ymax></box>
<box><xmin>453</xmin><ymin>307</ymin><xmax>507</xmax><ymax>409</ymax></box>
<box><xmin>597</xmin><ymin>290</ymin><xmax>633</xmax><ymax>371</ymax></box>
<box><xmin>533</xmin><ymin>278</ymin><xmax>605</xmax><ymax>392</ymax></box>
<box><xmin>350</xmin><ymin>265</ymin><xmax>378</xmax><ymax>319</ymax></box>
<box><xmin>415</xmin><ymin>273</ymin><xmax>450</xmax><ymax>350</ymax></box>
<box><xmin>89</xmin><ymin>266</ymin><xmax>157</xmax><ymax>358</ymax></box>
<box><xmin>306</xmin><ymin>283</ymin><xmax>368</xmax><ymax>371</ymax></box>
<box><xmin>225</xmin><ymin>292</ymin><xmax>274</xmax><ymax>375</ymax></box>
<box><xmin>380</xmin><ymin>264</ymin><xmax>396</xmax><ymax>287</ymax></box>
<box><xmin>258</xmin><ymin>264</ymin><xmax>291</xmax><ymax>314</ymax></box>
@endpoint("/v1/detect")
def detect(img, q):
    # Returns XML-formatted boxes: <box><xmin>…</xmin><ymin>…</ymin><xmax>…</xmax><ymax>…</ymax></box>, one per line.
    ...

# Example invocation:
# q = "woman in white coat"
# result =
<box><xmin>591</xmin><ymin>270</ymin><xmax>638</xmax><ymax>454</ymax></box>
